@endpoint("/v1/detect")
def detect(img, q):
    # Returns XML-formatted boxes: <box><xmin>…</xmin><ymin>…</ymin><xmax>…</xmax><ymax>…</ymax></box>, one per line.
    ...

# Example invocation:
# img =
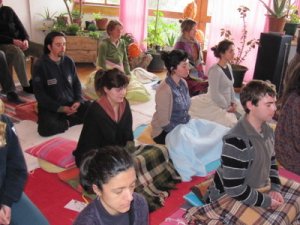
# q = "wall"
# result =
<box><xmin>5</xmin><ymin>0</ymin><xmax>67</xmax><ymax>43</ymax></box>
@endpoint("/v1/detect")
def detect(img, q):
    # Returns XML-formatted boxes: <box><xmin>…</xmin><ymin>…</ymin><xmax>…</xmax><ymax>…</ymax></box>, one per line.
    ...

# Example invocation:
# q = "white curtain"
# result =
<box><xmin>205</xmin><ymin>0</ymin><xmax>267</xmax><ymax>82</ymax></box>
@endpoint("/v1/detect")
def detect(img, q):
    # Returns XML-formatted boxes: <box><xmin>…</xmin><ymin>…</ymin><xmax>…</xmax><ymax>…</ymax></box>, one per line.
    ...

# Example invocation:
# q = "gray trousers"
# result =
<box><xmin>0</xmin><ymin>50</ymin><xmax>15</xmax><ymax>93</ymax></box>
<box><xmin>0</xmin><ymin>41</ymin><xmax>43</xmax><ymax>87</ymax></box>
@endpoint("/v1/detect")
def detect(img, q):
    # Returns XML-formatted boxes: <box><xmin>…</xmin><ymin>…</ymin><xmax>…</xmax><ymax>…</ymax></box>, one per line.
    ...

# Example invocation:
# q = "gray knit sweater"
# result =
<box><xmin>205</xmin><ymin>116</ymin><xmax>281</xmax><ymax>208</ymax></box>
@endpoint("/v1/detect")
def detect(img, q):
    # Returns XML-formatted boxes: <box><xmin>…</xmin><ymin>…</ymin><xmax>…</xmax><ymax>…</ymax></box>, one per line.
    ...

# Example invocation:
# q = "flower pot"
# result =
<box><xmin>73</xmin><ymin>18</ymin><xmax>82</xmax><ymax>27</ymax></box>
<box><xmin>147</xmin><ymin>51</ymin><xmax>165</xmax><ymax>73</ymax></box>
<box><xmin>95</xmin><ymin>18</ymin><xmax>108</xmax><ymax>30</ymax></box>
<box><xmin>42</xmin><ymin>19</ymin><xmax>55</xmax><ymax>29</ymax></box>
<box><xmin>231</xmin><ymin>64</ymin><xmax>248</xmax><ymax>88</ymax></box>
<box><xmin>267</xmin><ymin>16</ymin><xmax>286</xmax><ymax>33</ymax></box>
<box><xmin>284</xmin><ymin>23</ymin><xmax>299</xmax><ymax>36</ymax></box>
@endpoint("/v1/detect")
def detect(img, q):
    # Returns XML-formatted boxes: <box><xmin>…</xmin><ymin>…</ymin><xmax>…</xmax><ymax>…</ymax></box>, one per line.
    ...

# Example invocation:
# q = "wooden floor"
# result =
<box><xmin>23</xmin><ymin>61</ymin><xmax>166</xmax><ymax>85</ymax></box>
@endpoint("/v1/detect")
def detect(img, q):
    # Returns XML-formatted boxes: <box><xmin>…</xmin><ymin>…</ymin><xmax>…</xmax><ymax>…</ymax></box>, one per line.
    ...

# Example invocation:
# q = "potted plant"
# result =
<box><xmin>62</xmin><ymin>0</ymin><xmax>83</xmax><ymax>25</ymax></box>
<box><xmin>284</xmin><ymin>4</ymin><xmax>300</xmax><ymax>36</ymax></box>
<box><xmin>71</xmin><ymin>10</ymin><xmax>83</xmax><ymax>27</ymax></box>
<box><xmin>259</xmin><ymin>0</ymin><xmax>290</xmax><ymax>32</ymax></box>
<box><xmin>93</xmin><ymin>12</ymin><xmax>108</xmax><ymax>30</ymax></box>
<box><xmin>146</xmin><ymin>0</ymin><xmax>178</xmax><ymax>72</ymax></box>
<box><xmin>38</xmin><ymin>8</ymin><xmax>57</xmax><ymax>29</ymax></box>
<box><xmin>66</xmin><ymin>23</ymin><xmax>80</xmax><ymax>36</ymax></box>
<box><xmin>220</xmin><ymin>6</ymin><xmax>259</xmax><ymax>88</ymax></box>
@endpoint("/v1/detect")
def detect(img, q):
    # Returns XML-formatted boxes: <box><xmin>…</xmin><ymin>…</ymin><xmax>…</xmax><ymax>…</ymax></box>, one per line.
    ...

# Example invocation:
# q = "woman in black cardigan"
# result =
<box><xmin>73</xmin><ymin>68</ymin><xmax>132</xmax><ymax>167</ymax></box>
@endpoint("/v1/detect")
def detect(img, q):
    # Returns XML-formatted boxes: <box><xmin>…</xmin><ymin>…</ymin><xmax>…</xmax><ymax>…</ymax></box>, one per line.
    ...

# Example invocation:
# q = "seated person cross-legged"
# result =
<box><xmin>151</xmin><ymin>49</ymin><xmax>191</xmax><ymax>145</ymax></box>
<box><xmin>97</xmin><ymin>20</ymin><xmax>131</xmax><ymax>75</ymax></box>
<box><xmin>73</xmin><ymin>68</ymin><xmax>132</xmax><ymax>167</ymax></box>
<box><xmin>185</xmin><ymin>80</ymin><xmax>300</xmax><ymax>224</ymax></box>
<box><xmin>73</xmin><ymin>68</ymin><xmax>181</xmax><ymax>211</ymax></box>
<box><xmin>189</xmin><ymin>39</ymin><xmax>244</xmax><ymax>128</ymax></box>
<box><xmin>174</xmin><ymin>18</ymin><xmax>208</xmax><ymax>96</ymax></box>
<box><xmin>151</xmin><ymin>49</ymin><xmax>229</xmax><ymax>181</ymax></box>
<box><xmin>32</xmin><ymin>31</ymin><xmax>90</xmax><ymax>137</ymax></box>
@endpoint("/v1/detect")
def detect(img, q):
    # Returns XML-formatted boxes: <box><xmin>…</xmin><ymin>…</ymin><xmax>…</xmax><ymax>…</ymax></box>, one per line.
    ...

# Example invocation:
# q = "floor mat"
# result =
<box><xmin>1</xmin><ymin>86</ymin><xmax>36</xmax><ymax>123</ymax></box>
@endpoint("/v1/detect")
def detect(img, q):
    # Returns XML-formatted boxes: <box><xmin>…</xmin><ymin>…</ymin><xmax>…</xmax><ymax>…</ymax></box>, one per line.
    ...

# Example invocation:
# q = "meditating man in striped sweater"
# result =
<box><xmin>185</xmin><ymin>80</ymin><xmax>300</xmax><ymax>224</ymax></box>
<box><xmin>204</xmin><ymin>80</ymin><xmax>282</xmax><ymax>208</ymax></box>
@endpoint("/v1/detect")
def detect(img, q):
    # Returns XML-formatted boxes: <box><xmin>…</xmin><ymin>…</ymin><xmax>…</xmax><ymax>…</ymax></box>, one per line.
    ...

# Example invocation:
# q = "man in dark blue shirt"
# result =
<box><xmin>32</xmin><ymin>31</ymin><xmax>90</xmax><ymax>137</ymax></box>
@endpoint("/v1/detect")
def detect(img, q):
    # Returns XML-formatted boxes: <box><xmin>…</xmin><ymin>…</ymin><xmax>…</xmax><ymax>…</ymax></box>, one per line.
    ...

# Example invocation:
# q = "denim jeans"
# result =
<box><xmin>10</xmin><ymin>193</ymin><xmax>49</xmax><ymax>225</ymax></box>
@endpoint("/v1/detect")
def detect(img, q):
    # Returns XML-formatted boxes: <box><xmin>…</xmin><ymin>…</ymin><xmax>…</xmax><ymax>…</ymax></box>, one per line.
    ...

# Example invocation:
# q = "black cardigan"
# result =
<box><xmin>73</xmin><ymin>99</ymin><xmax>133</xmax><ymax>167</ymax></box>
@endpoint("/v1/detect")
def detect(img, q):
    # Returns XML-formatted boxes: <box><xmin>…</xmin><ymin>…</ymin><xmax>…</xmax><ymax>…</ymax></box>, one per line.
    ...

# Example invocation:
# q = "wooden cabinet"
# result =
<box><xmin>65</xmin><ymin>36</ymin><xmax>98</xmax><ymax>64</ymax></box>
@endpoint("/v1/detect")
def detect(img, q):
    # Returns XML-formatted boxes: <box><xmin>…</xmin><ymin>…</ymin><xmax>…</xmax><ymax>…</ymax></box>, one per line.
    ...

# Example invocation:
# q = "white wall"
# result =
<box><xmin>5</xmin><ymin>0</ymin><xmax>67</xmax><ymax>43</ymax></box>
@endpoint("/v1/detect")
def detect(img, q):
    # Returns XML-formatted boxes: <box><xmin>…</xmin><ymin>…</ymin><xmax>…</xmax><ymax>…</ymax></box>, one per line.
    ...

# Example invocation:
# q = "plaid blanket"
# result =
<box><xmin>133</xmin><ymin>144</ymin><xmax>181</xmax><ymax>211</ymax></box>
<box><xmin>58</xmin><ymin>144</ymin><xmax>181</xmax><ymax>212</ymax></box>
<box><xmin>184</xmin><ymin>177</ymin><xmax>300</xmax><ymax>225</ymax></box>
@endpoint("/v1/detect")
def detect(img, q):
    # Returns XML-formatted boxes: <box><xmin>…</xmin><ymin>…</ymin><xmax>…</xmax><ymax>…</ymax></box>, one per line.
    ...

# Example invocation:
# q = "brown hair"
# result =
<box><xmin>240</xmin><ymin>80</ymin><xmax>276</xmax><ymax>114</ymax></box>
<box><xmin>106</xmin><ymin>20</ymin><xmax>123</xmax><ymax>35</ymax></box>
<box><xmin>179</xmin><ymin>18</ymin><xmax>197</xmax><ymax>33</ymax></box>
<box><xmin>211</xmin><ymin>39</ymin><xmax>234</xmax><ymax>58</ymax></box>
<box><xmin>94</xmin><ymin>68</ymin><xmax>129</xmax><ymax>96</ymax></box>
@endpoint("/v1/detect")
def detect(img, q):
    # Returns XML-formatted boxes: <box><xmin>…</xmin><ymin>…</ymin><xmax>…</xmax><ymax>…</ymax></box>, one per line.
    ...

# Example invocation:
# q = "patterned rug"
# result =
<box><xmin>0</xmin><ymin>86</ymin><xmax>36</xmax><ymax>123</ymax></box>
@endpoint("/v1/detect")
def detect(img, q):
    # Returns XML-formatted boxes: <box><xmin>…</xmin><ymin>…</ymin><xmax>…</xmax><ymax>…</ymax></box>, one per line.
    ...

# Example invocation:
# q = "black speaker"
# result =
<box><xmin>253</xmin><ymin>33</ymin><xmax>292</xmax><ymax>95</ymax></box>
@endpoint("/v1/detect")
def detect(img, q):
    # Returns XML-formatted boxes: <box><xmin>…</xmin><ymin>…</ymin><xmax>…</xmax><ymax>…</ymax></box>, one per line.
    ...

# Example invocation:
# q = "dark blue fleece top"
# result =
<box><xmin>0</xmin><ymin>115</ymin><xmax>27</xmax><ymax>207</ymax></box>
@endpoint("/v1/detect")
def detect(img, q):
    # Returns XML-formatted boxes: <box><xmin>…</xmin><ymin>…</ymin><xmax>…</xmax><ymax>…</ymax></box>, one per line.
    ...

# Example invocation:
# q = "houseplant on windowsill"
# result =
<box><xmin>259</xmin><ymin>0</ymin><xmax>290</xmax><ymax>32</ymax></box>
<box><xmin>284</xmin><ymin>4</ymin><xmax>300</xmax><ymax>36</ymax></box>
<box><xmin>220</xmin><ymin>5</ymin><xmax>259</xmax><ymax>88</ymax></box>
<box><xmin>93</xmin><ymin>12</ymin><xmax>108</xmax><ymax>30</ymax></box>
<box><xmin>38</xmin><ymin>8</ymin><xmax>57</xmax><ymax>30</ymax></box>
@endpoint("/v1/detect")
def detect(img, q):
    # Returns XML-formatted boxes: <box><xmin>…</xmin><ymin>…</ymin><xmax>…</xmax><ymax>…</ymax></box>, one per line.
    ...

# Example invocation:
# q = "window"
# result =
<box><xmin>148</xmin><ymin>0</ymin><xmax>193</xmax><ymax>13</ymax></box>
<box><xmin>85</xmin><ymin>0</ymin><xmax>120</xmax><ymax>5</ymax></box>
<box><xmin>85</xmin><ymin>0</ymin><xmax>192</xmax><ymax>11</ymax></box>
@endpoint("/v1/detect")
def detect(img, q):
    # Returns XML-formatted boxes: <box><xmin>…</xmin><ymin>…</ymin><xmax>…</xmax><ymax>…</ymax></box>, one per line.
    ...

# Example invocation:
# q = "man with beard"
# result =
<box><xmin>32</xmin><ymin>31</ymin><xmax>90</xmax><ymax>137</ymax></box>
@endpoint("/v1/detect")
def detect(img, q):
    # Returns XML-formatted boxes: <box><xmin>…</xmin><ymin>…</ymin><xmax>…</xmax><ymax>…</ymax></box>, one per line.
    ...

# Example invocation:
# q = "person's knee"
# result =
<box><xmin>37</xmin><ymin>116</ymin><xmax>68</xmax><ymax>137</ymax></box>
<box><xmin>5</xmin><ymin>45</ymin><xmax>25</xmax><ymax>62</ymax></box>
<box><xmin>11</xmin><ymin>193</ymin><xmax>50</xmax><ymax>225</ymax></box>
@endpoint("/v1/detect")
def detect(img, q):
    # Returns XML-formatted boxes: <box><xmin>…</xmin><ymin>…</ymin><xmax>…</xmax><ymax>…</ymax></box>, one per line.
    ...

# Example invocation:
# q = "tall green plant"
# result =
<box><xmin>147</xmin><ymin>11</ymin><xmax>178</xmax><ymax>49</ymax></box>
<box><xmin>259</xmin><ymin>0</ymin><xmax>291</xmax><ymax>18</ymax></box>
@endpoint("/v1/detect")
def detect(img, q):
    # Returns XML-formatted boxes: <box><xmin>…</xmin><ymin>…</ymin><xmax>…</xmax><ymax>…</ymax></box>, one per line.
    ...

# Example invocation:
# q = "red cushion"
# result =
<box><xmin>15</xmin><ymin>101</ymin><xmax>38</xmax><ymax>122</ymax></box>
<box><xmin>26</xmin><ymin>137</ymin><xmax>77</xmax><ymax>168</ymax></box>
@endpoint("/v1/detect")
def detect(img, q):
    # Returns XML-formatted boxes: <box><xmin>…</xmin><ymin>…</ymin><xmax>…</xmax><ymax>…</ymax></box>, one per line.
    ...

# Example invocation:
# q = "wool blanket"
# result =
<box><xmin>59</xmin><ymin>144</ymin><xmax>181</xmax><ymax>212</ymax></box>
<box><xmin>184</xmin><ymin>177</ymin><xmax>300</xmax><ymax>225</ymax></box>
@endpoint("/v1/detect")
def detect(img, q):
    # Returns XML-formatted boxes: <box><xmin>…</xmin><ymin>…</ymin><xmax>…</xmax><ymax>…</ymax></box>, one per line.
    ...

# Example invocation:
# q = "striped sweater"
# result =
<box><xmin>205</xmin><ymin>116</ymin><xmax>281</xmax><ymax>208</ymax></box>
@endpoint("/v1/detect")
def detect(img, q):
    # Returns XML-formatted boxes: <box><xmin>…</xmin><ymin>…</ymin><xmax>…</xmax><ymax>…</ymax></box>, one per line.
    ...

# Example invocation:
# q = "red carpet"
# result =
<box><xmin>24</xmin><ymin>167</ymin><xmax>300</xmax><ymax>225</ymax></box>
<box><xmin>25</xmin><ymin>169</ymin><xmax>206</xmax><ymax>225</ymax></box>
<box><xmin>25</xmin><ymin>169</ymin><xmax>83</xmax><ymax>225</ymax></box>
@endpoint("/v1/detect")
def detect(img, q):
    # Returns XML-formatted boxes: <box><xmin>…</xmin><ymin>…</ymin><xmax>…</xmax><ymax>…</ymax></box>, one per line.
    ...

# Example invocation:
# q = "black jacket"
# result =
<box><xmin>32</xmin><ymin>54</ymin><xmax>83</xmax><ymax>112</ymax></box>
<box><xmin>0</xmin><ymin>6</ymin><xmax>29</xmax><ymax>44</ymax></box>
<box><xmin>73</xmin><ymin>100</ymin><xmax>133</xmax><ymax>167</ymax></box>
